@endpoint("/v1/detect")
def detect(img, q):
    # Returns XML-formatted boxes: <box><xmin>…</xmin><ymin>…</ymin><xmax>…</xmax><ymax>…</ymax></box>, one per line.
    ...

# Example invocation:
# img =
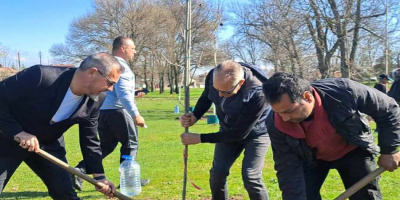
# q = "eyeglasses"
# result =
<box><xmin>97</xmin><ymin>70</ymin><xmax>116</xmax><ymax>87</ymax></box>
<box><xmin>215</xmin><ymin>81</ymin><xmax>240</xmax><ymax>95</ymax></box>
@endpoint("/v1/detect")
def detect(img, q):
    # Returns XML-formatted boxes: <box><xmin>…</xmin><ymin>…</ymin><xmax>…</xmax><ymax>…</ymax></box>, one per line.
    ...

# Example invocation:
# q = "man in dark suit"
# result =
<box><xmin>0</xmin><ymin>53</ymin><xmax>121</xmax><ymax>199</ymax></box>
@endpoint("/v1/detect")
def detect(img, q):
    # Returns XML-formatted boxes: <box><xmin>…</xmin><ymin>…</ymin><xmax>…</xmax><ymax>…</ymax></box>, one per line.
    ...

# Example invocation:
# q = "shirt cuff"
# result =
<box><xmin>133</xmin><ymin>110</ymin><xmax>140</xmax><ymax>117</ymax></box>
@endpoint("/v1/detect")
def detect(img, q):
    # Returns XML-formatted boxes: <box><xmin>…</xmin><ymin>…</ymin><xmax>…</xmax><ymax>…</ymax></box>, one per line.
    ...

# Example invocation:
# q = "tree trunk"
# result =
<box><xmin>168</xmin><ymin>65</ymin><xmax>174</xmax><ymax>94</ymax></box>
<box><xmin>173</xmin><ymin>65</ymin><xmax>179</xmax><ymax>94</ymax></box>
<box><xmin>160</xmin><ymin>74</ymin><xmax>164</xmax><ymax>94</ymax></box>
<box><xmin>328</xmin><ymin>0</ymin><xmax>352</xmax><ymax>78</ymax></box>
<box><xmin>349</xmin><ymin>0</ymin><xmax>361</xmax><ymax>74</ymax></box>
<box><xmin>150</xmin><ymin>72</ymin><xmax>154</xmax><ymax>92</ymax></box>
<box><xmin>144</xmin><ymin>55</ymin><xmax>148</xmax><ymax>89</ymax></box>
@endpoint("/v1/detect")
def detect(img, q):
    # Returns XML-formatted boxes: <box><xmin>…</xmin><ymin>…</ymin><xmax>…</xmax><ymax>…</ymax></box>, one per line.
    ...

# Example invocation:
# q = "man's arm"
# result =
<box><xmin>267</xmin><ymin>114</ymin><xmax>307</xmax><ymax>200</ymax></box>
<box><xmin>350</xmin><ymin>80</ymin><xmax>400</xmax><ymax>154</ymax></box>
<box><xmin>79</xmin><ymin>104</ymin><xmax>117</xmax><ymax>196</ymax></box>
<box><xmin>0</xmin><ymin>66</ymin><xmax>41</xmax><ymax>138</ymax></box>
<box><xmin>200</xmin><ymin>90</ymin><xmax>267</xmax><ymax>143</ymax></box>
<box><xmin>114</xmin><ymin>70</ymin><xmax>146</xmax><ymax>127</ymax></box>
<box><xmin>191</xmin><ymin>70</ymin><xmax>214</xmax><ymax>120</ymax></box>
<box><xmin>349</xmin><ymin>80</ymin><xmax>400</xmax><ymax>170</ymax></box>
<box><xmin>79</xmin><ymin>106</ymin><xmax>104</xmax><ymax>174</ymax></box>
<box><xmin>114</xmin><ymin>72</ymin><xmax>140</xmax><ymax>117</ymax></box>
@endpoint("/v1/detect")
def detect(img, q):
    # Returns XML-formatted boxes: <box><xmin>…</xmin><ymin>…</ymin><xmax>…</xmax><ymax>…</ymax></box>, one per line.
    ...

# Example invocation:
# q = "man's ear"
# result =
<box><xmin>87</xmin><ymin>67</ymin><xmax>97</xmax><ymax>78</ymax></box>
<box><xmin>303</xmin><ymin>91</ymin><xmax>314</xmax><ymax>103</ymax></box>
<box><xmin>120</xmin><ymin>45</ymin><xmax>126</xmax><ymax>52</ymax></box>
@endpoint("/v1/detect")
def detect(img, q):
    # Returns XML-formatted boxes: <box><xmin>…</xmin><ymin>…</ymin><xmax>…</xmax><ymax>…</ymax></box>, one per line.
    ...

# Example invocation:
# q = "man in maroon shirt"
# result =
<box><xmin>263</xmin><ymin>72</ymin><xmax>400</xmax><ymax>200</ymax></box>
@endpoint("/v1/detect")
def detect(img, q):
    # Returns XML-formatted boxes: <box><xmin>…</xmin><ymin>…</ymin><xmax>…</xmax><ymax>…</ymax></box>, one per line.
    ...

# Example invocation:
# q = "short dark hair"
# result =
<box><xmin>263</xmin><ymin>72</ymin><xmax>312</xmax><ymax>104</ymax></box>
<box><xmin>112</xmin><ymin>36</ymin><xmax>131</xmax><ymax>52</ymax></box>
<box><xmin>378</xmin><ymin>74</ymin><xmax>388</xmax><ymax>81</ymax></box>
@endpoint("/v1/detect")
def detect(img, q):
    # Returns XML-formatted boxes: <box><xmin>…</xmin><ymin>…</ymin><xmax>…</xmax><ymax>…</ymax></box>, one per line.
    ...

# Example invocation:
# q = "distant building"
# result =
<box><xmin>198</xmin><ymin>72</ymin><xmax>208</xmax><ymax>88</ymax></box>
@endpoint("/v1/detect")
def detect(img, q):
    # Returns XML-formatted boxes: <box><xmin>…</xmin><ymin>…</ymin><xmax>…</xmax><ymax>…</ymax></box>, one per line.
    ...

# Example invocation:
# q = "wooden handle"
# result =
<box><xmin>14</xmin><ymin>137</ymin><xmax>132</xmax><ymax>200</ymax></box>
<box><xmin>334</xmin><ymin>167</ymin><xmax>385</xmax><ymax>200</ymax></box>
<box><xmin>36</xmin><ymin>149</ymin><xmax>133</xmax><ymax>200</ymax></box>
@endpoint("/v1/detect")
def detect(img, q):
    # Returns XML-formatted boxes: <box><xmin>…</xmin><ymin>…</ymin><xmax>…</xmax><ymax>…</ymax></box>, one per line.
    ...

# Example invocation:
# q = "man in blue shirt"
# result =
<box><xmin>73</xmin><ymin>36</ymin><xmax>148</xmax><ymax>191</ymax></box>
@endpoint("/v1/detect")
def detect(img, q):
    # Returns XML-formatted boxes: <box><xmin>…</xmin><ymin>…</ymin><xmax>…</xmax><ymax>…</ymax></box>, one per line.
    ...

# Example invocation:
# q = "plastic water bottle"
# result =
<box><xmin>119</xmin><ymin>155</ymin><xmax>141</xmax><ymax>196</ymax></box>
<box><xmin>174</xmin><ymin>105</ymin><xmax>180</xmax><ymax>114</ymax></box>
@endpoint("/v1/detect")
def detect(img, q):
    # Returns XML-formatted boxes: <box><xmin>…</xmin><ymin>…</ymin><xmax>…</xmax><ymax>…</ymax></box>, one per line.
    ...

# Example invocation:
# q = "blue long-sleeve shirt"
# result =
<box><xmin>100</xmin><ymin>56</ymin><xmax>140</xmax><ymax>117</ymax></box>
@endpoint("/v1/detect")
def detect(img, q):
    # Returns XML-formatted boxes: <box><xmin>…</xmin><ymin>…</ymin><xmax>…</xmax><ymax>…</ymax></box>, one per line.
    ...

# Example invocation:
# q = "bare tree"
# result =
<box><xmin>219</xmin><ymin>37</ymin><xmax>268</xmax><ymax>66</ymax></box>
<box><xmin>0</xmin><ymin>44</ymin><xmax>15</xmax><ymax>67</ymax></box>
<box><xmin>229</xmin><ymin>0</ymin><xmax>398</xmax><ymax>79</ymax></box>
<box><xmin>230</xmin><ymin>0</ymin><xmax>309</xmax><ymax>75</ymax></box>
<box><xmin>50</xmin><ymin>0</ymin><xmax>222</xmax><ymax>93</ymax></box>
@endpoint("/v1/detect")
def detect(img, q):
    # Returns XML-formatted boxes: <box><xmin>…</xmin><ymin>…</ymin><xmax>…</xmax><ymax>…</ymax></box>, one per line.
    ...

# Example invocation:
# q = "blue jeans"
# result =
<box><xmin>303</xmin><ymin>147</ymin><xmax>381</xmax><ymax>200</ymax></box>
<box><xmin>210</xmin><ymin>134</ymin><xmax>270</xmax><ymax>200</ymax></box>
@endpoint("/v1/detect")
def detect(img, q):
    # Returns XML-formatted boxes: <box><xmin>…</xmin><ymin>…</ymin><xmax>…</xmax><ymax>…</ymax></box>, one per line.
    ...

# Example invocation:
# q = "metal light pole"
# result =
<box><xmin>39</xmin><ymin>51</ymin><xmax>42</xmax><ymax>65</ymax></box>
<box><xmin>182</xmin><ymin>0</ymin><xmax>191</xmax><ymax>199</ymax></box>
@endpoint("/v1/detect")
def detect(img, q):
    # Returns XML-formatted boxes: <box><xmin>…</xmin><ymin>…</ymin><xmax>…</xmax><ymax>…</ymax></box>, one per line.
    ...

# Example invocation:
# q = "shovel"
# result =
<box><xmin>15</xmin><ymin>139</ymin><xmax>132</xmax><ymax>200</ymax></box>
<box><xmin>334</xmin><ymin>167</ymin><xmax>385</xmax><ymax>200</ymax></box>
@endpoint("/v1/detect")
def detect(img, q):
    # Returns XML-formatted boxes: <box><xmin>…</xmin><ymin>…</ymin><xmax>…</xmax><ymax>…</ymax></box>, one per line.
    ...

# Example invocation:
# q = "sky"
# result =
<box><xmin>0</xmin><ymin>0</ymin><xmax>93</xmax><ymax>67</ymax></box>
<box><xmin>0</xmin><ymin>0</ymin><xmax>235</xmax><ymax>68</ymax></box>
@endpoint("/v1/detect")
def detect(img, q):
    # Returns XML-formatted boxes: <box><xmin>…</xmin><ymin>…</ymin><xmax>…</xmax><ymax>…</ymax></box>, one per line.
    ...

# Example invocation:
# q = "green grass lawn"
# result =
<box><xmin>2</xmin><ymin>88</ymin><xmax>400</xmax><ymax>200</ymax></box>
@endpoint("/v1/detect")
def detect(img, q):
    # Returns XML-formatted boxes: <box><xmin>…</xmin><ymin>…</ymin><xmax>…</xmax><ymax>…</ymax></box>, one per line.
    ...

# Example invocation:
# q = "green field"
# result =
<box><xmin>1</xmin><ymin>88</ymin><xmax>400</xmax><ymax>200</ymax></box>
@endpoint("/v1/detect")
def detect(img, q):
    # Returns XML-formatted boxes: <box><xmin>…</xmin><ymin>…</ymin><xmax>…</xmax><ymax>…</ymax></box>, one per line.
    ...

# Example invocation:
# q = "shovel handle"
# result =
<box><xmin>15</xmin><ymin>138</ymin><xmax>132</xmax><ymax>200</ymax></box>
<box><xmin>334</xmin><ymin>167</ymin><xmax>385</xmax><ymax>200</ymax></box>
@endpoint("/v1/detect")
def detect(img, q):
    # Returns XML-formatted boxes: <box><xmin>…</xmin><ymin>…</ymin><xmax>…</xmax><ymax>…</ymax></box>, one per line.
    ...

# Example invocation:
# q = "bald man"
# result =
<box><xmin>180</xmin><ymin>60</ymin><xmax>271</xmax><ymax>200</ymax></box>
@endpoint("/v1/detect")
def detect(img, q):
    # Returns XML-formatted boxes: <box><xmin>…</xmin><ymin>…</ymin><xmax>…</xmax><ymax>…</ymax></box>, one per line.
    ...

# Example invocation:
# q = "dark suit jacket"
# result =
<box><xmin>0</xmin><ymin>65</ymin><xmax>105</xmax><ymax>173</ymax></box>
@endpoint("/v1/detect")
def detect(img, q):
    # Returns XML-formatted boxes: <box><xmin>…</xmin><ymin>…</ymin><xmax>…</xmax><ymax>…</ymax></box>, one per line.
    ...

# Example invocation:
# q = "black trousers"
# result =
<box><xmin>210</xmin><ymin>134</ymin><xmax>270</xmax><ymax>200</ymax></box>
<box><xmin>0</xmin><ymin>140</ymin><xmax>79</xmax><ymax>200</ymax></box>
<box><xmin>77</xmin><ymin>109</ymin><xmax>138</xmax><ymax>169</ymax></box>
<box><xmin>304</xmin><ymin>147</ymin><xmax>381</xmax><ymax>200</ymax></box>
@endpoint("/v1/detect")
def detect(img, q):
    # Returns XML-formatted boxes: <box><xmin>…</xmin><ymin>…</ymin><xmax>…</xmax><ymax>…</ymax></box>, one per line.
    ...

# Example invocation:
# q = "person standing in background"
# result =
<box><xmin>72</xmin><ymin>36</ymin><xmax>149</xmax><ymax>191</ymax></box>
<box><xmin>374</xmin><ymin>74</ymin><xmax>389</xmax><ymax>94</ymax></box>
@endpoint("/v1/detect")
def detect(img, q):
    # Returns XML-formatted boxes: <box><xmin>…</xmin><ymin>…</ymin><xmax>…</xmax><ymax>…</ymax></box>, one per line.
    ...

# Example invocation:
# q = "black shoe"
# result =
<box><xmin>141</xmin><ymin>179</ymin><xmax>150</xmax><ymax>186</ymax></box>
<box><xmin>71</xmin><ymin>168</ymin><xmax>85</xmax><ymax>191</ymax></box>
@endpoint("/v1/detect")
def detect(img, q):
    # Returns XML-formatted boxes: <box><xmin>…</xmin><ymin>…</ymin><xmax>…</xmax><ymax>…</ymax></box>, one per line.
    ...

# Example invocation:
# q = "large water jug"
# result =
<box><xmin>119</xmin><ymin>155</ymin><xmax>141</xmax><ymax>196</ymax></box>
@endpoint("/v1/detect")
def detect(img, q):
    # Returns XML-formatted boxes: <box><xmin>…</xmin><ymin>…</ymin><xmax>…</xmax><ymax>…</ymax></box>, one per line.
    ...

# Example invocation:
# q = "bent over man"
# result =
<box><xmin>0</xmin><ymin>53</ymin><xmax>120</xmax><ymax>199</ymax></box>
<box><xmin>180</xmin><ymin>60</ymin><xmax>271</xmax><ymax>200</ymax></box>
<box><xmin>263</xmin><ymin>72</ymin><xmax>400</xmax><ymax>200</ymax></box>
